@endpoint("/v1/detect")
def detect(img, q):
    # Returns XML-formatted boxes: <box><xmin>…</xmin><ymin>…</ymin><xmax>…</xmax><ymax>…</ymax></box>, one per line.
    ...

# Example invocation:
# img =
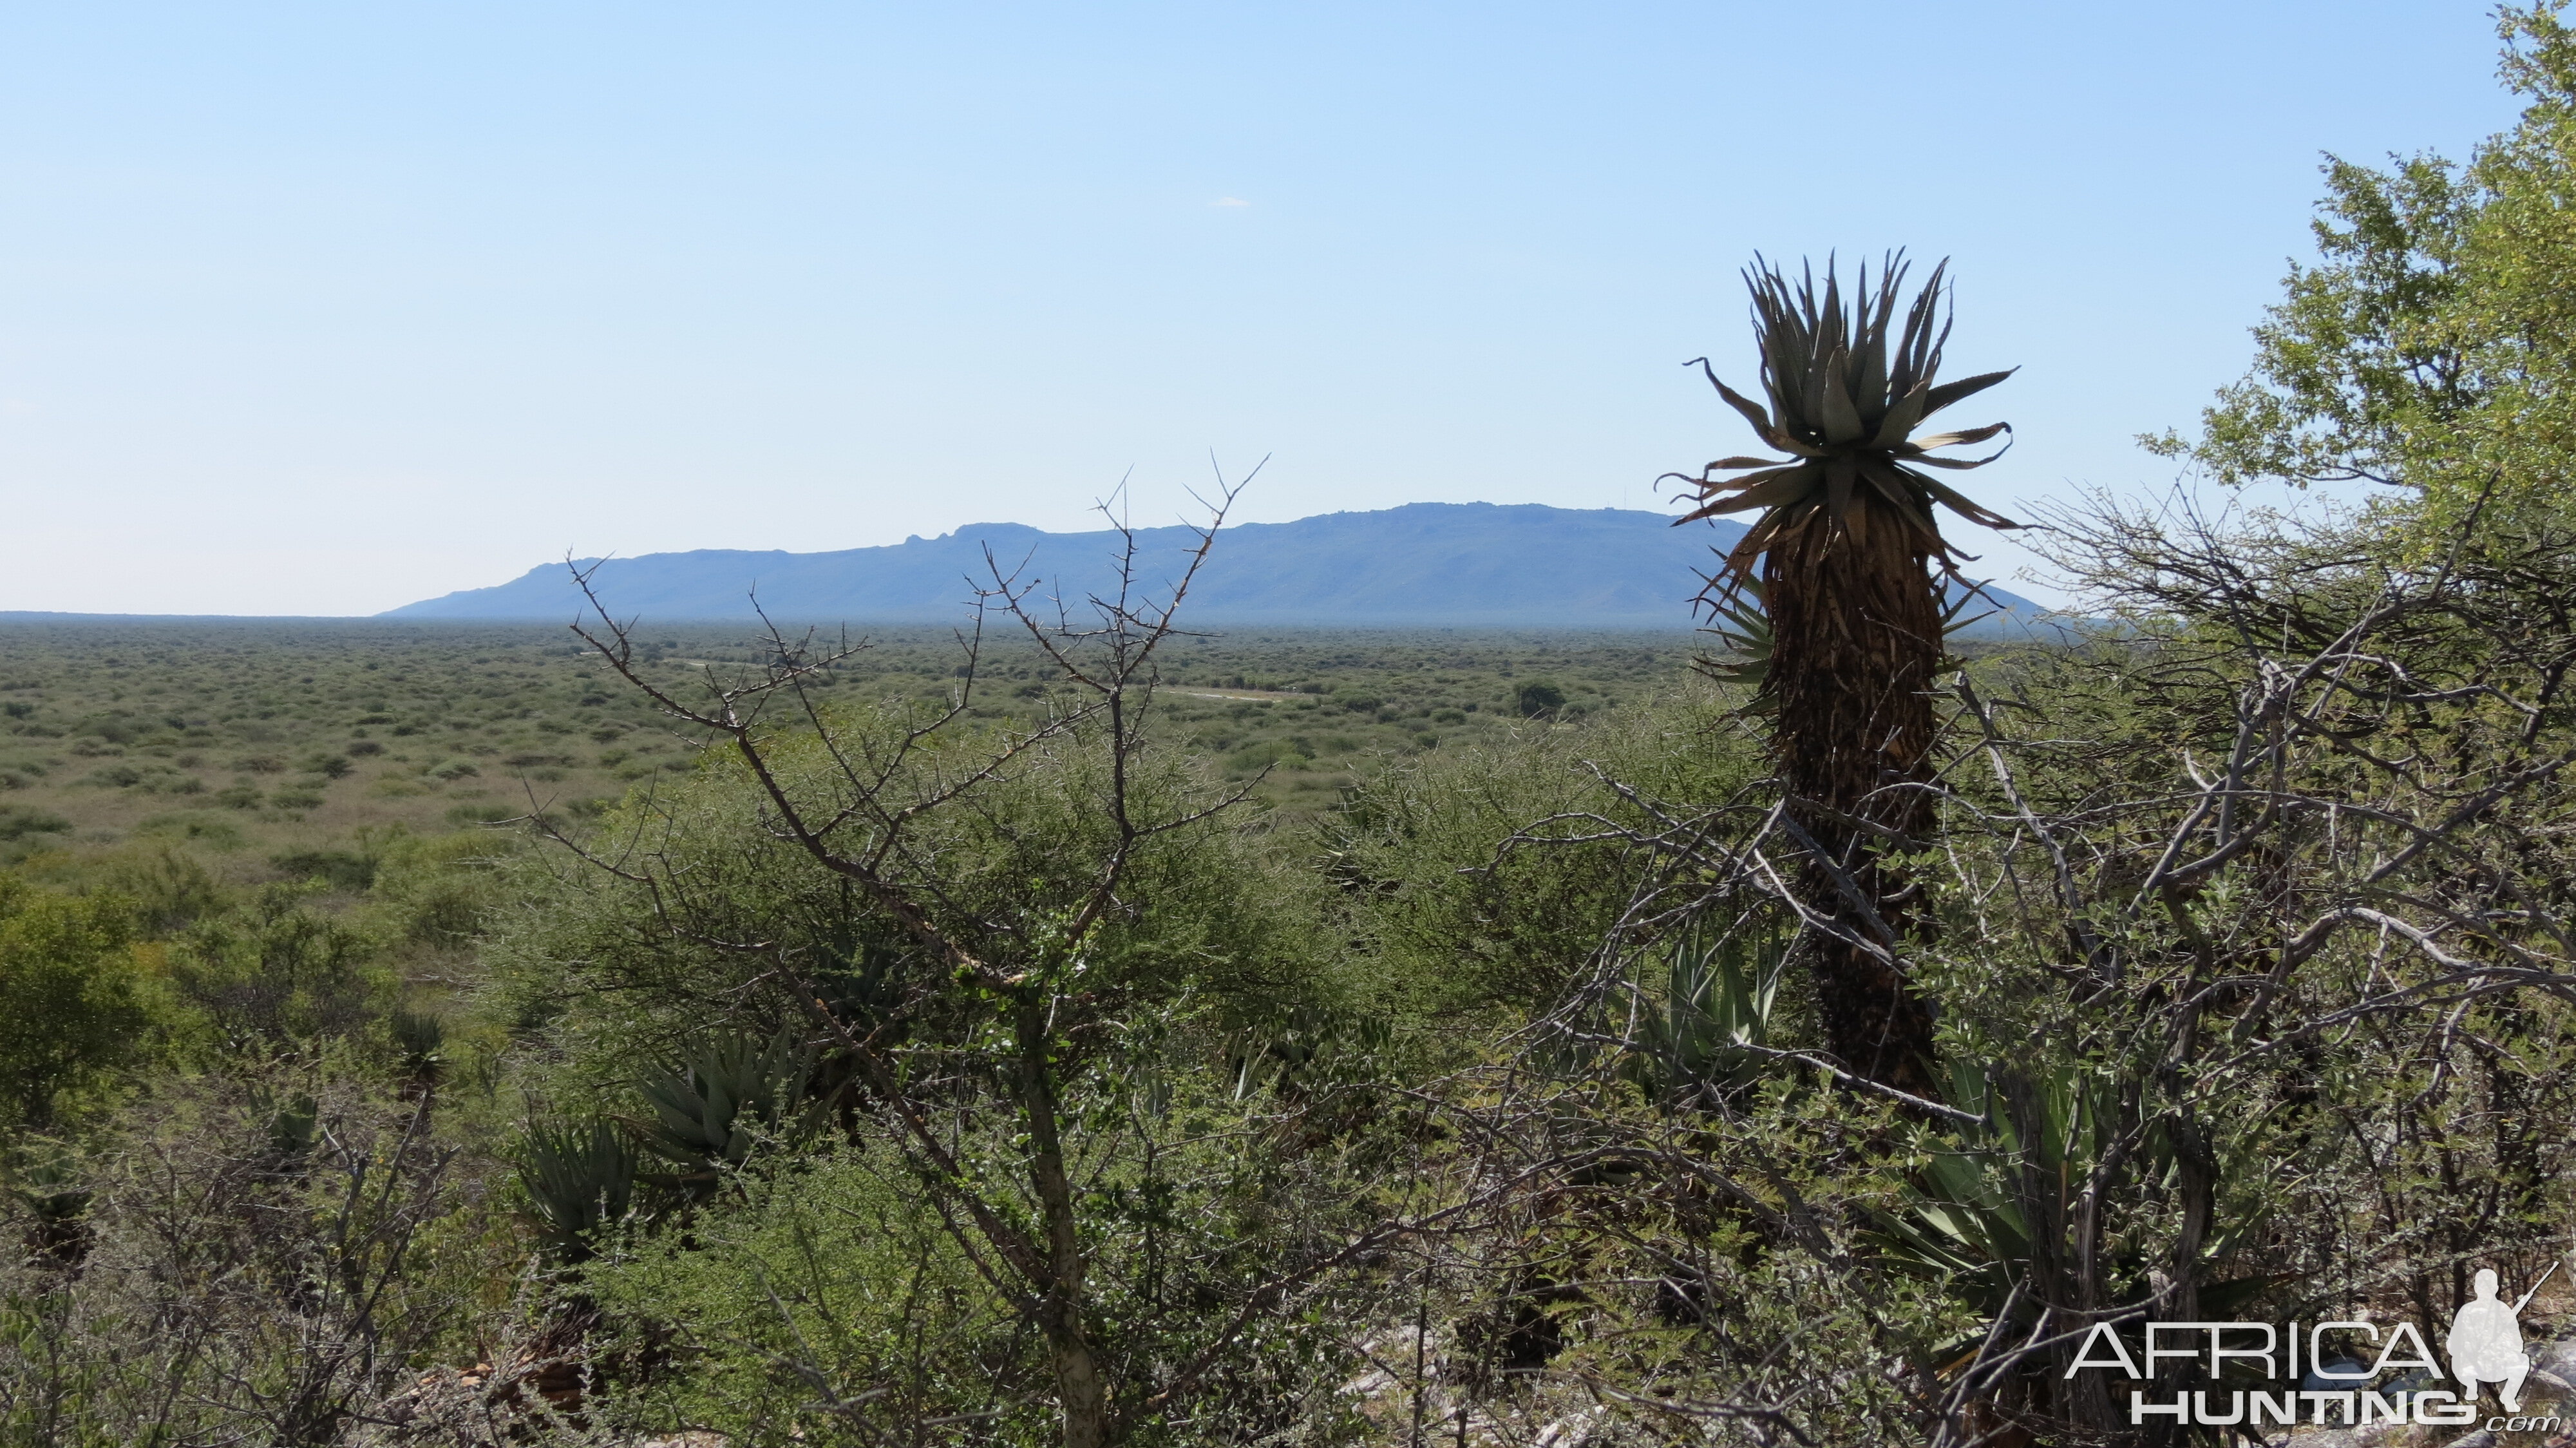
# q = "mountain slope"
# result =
<box><xmin>383</xmin><ymin>501</ymin><xmax>2046</xmax><ymax>629</ymax></box>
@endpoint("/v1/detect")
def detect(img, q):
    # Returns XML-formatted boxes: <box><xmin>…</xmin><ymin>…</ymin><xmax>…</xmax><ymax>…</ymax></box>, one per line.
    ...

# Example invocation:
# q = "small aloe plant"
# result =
<box><xmin>249</xmin><ymin>1085</ymin><xmax>319</xmax><ymax>1161</ymax></box>
<box><xmin>389</xmin><ymin>1006</ymin><xmax>447</xmax><ymax>1085</ymax></box>
<box><xmin>1627</xmin><ymin>929</ymin><xmax>1788</xmax><ymax>1103</ymax></box>
<box><xmin>629</xmin><ymin>1027</ymin><xmax>828</xmax><ymax>1195</ymax></box>
<box><xmin>515</xmin><ymin>1116</ymin><xmax>637</xmax><ymax>1264</ymax></box>
<box><xmin>1866</xmin><ymin>1058</ymin><xmax>2276</xmax><ymax>1373</ymax></box>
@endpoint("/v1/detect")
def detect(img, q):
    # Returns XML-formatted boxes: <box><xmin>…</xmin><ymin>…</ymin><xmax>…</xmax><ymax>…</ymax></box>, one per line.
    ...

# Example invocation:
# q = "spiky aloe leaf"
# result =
<box><xmin>1693</xmin><ymin>576</ymin><xmax>1776</xmax><ymax>701</ymax></box>
<box><xmin>1226</xmin><ymin>1003</ymin><xmax>1392</xmax><ymax>1103</ymax></box>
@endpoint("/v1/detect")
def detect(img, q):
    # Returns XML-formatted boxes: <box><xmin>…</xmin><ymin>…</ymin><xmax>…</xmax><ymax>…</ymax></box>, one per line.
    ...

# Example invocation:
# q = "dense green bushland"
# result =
<box><xmin>0</xmin><ymin>620</ymin><xmax>1693</xmax><ymax>863</ymax></box>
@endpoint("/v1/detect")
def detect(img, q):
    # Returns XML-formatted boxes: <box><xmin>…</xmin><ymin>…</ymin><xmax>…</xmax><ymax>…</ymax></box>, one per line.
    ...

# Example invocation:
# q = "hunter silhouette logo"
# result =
<box><xmin>2452</xmin><ymin>1263</ymin><xmax>2552</xmax><ymax>1412</ymax></box>
<box><xmin>2065</xmin><ymin>1261</ymin><xmax>2564</xmax><ymax>1430</ymax></box>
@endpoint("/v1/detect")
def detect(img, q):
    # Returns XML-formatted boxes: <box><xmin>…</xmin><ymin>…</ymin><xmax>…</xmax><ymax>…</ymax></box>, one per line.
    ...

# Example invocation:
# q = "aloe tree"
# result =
<box><xmin>1668</xmin><ymin>255</ymin><xmax>2014</xmax><ymax>1095</ymax></box>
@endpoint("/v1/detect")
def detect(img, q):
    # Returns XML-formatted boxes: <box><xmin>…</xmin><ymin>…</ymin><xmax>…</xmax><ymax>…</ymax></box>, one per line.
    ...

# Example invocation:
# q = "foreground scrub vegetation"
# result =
<box><xmin>21</xmin><ymin>8</ymin><xmax>2576</xmax><ymax>1445</ymax></box>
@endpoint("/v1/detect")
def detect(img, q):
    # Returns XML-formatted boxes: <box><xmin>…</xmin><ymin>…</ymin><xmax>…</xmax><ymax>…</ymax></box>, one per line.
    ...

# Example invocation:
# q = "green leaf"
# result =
<box><xmin>1919</xmin><ymin>367</ymin><xmax>2017</xmax><ymax>419</ymax></box>
<box><xmin>1820</xmin><ymin>357</ymin><xmax>1866</xmax><ymax>444</ymax></box>
<box><xmin>1870</xmin><ymin>381</ymin><xmax>1933</xmax><ymax>448</ymax></box>
<box><xmin>1824</xmin><ymin>455</ymin><xmax>1857</xmax><ymax>519</ymax></box>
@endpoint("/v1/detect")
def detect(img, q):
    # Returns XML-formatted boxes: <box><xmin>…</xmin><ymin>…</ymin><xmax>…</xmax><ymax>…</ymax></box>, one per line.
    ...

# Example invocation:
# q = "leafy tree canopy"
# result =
<box><xmin>2154</xmin><ymin>3</ymin><xmax>2576</xmax><ymax>536</ymax></box>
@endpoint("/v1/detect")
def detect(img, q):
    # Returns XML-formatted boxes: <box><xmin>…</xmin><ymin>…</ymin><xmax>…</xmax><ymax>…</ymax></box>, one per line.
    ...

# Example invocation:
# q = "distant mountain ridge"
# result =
<box><xmin>381</xmin><ymin>501</ymin><xmax>2047</xmax><ymax>630</ymax></box>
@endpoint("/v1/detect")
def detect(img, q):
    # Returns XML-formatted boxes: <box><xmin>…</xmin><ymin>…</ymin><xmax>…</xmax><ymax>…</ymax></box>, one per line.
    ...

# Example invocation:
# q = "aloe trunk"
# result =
<box><xmin>1764</xmin><ymin>510</ymin><xmax>1944</xmax><ymax>1094</ymax></box>
<box><xmin>1669</xmin><ymin>254</ymin><xmax>2016</xmax><ymax>1095</ymax></box>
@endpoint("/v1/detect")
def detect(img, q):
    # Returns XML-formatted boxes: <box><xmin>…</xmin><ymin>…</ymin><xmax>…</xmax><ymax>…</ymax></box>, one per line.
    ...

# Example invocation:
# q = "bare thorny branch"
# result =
<box><xmin>544</xmin><ymin>461</ymin><xmax>1614</xmax><ymax>1443</ymax></box>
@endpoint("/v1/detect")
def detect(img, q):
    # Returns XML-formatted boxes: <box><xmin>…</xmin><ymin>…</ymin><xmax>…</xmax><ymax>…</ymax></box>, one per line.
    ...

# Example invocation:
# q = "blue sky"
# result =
<box><xmin>0</xmin><ymin>2</ymin><xmax>2524</xmax><ymax>615</ymax></box>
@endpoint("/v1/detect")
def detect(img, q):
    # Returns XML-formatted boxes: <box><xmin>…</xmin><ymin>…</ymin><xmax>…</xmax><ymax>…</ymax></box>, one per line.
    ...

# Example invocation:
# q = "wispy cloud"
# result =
<box><xmin>1211</xmin><ymin>196</ymin><xmax>1251</xmax><ymax>208</ymax></box>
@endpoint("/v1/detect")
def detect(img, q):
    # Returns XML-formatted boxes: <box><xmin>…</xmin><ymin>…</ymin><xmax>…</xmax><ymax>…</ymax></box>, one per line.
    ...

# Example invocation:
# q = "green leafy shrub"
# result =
<box><xmin>0</xmin><ymin>806</ymin><xmax>72</xmax><ymax>861</ymax></box>
<box><xmin>1333</xmin><ymin>696</ymin><xmax>1757</xmax><ymax>1016</ymax></box>
<box><xmin>95</xmin><ymin>845</ymin><xmax>227</xmax><ymax>933</ymax></box>
<box><xmin>173</xmin><ymin>885</ymin><xmax>387</xmax><ymax>1047</ymax></box>
<box><xmin>0</xmin><ymin>881</ymin><xmax>153</xmax><ymax>1124</ymax></box>
<box><xmin>581</xmin><ymin>1142</ymin><xmax>1034</xmax><ymax>1436</ymax></box>
<box><xmin>1224</xmin><ymin>739</ymin><xmax>1309</xmax><ymax>774</ymax></box>
<box><xmin>367</xmin><ymin>829</ymin><xmax>514</xmax><ymax>948</ymax></box>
